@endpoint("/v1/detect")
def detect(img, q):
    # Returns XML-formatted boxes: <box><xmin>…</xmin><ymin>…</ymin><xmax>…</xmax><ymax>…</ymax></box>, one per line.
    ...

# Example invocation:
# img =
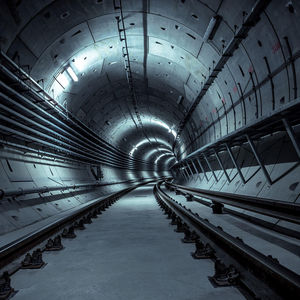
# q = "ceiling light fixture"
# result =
<box><xmin>203</xmin><ymin>15</ymin><xmax>222</xmax><ymax>42</ymax></box>
<box><xmin>66</xmin><ymin>66</ymin><xmax>78</xmax><ymax>82</ymax></box>
<box><xmin>56</xmin><ymin>72</ymin><xmax>69</xmax><ymax>88</ymax></box>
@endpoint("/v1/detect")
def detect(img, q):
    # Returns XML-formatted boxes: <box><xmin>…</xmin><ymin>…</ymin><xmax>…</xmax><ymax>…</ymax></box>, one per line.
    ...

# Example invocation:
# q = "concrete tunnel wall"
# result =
<box><xmin>0</xmin><ymin>146</ymin><xmax>169</xmax><ymax>236</ymax></box>
<box><xmin>174</xmin><ymin>1</ymin><xmax>300</xmax><ymax>159</ymax></box>
<box><xmin>0</xmin><ymin>0</ymin><xmax>300</xmax><ymax>237</ymax></box>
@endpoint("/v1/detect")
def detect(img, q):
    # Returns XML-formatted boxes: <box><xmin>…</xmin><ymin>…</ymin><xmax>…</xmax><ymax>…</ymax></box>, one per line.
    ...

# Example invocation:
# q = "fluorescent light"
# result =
<box><xmin>67</xmin><ymin>66</ymin><xmax>78</xmax><ymax>82</ymax></box>
<box><xmin>170</xmin><ymin>129</ymin><xmax>177</xmax><ymax>138</ymax></box>
<box><xmin>130</xmin><ymin>138</ymin><xmax>172</xmax><ymax>157</ymax></box>
<box><xmin>150</xmin><ymin>119</ymin><xmax>177</xmax><ymax>139</ymax></box>
<box><xmin>203</xmin><ymin>15</ymin><xmax>222</xmax><ymax>42</ymax></box>
<box><xmin>154</xmin><ymin>153</ymin><xmax>173</xmax><ymax>164</ymax></box>
<box><xmin>56</xmin><ymin>72</ymin><xmax>69</xmax><ymax>88</ymax></box>
<box><xmin>73</xmin><ymin>59</ymin><xmax>85</xmax><ymax>72</ymax></box>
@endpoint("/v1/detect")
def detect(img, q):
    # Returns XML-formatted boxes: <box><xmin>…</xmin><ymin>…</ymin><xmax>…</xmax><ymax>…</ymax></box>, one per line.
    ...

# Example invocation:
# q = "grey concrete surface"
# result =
<box><xmin>161</xmin><ymin>185</ymin><xmax>300</xmax><ymax>275</ymax></box>
<box><xmin>10</xmin><ymin>184</ymin><xmax>244</xmax><ymax>300</ymax></box>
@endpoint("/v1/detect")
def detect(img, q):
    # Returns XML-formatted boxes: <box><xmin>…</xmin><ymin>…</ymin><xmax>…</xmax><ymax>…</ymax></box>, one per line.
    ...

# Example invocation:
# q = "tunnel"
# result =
<box><xmin>0</xmin><ymin>0</ymin><xmax>300</xmax><ymax>299</ymax></box>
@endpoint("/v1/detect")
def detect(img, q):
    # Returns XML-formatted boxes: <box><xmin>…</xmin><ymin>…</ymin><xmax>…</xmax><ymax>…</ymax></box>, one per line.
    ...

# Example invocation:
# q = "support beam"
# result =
<box><xmin>282</xmin><ymin>118</ymin><xmax>300</xmax><ymax>159</ymax></box>
<box><xmin>197</xmin><ymin>158</ymin><xmax>209</xmax><ymax>182</ymax></box>
<box><xmin>190</xmin><ymin>159</ymin><xmax>201</xmax><ymax>182</ymax></box>
<box><xmin>225</xmin><ymin>143</ymin><xmax>246</xmax><ymax>184</ymax></box>
<box><xmin>245</xmin><ymin>134</ymin><xmax>272</xmax><ymax>185</ymax></box>
<box><xmin>214</xmin><ymin>149</ymin><xmax>231</xmax><ymax>182</ymax></box>
<box><xmin>203</xmin><ymin>152</ymin><xmax>218</xmax><ymax>182</ymax></box>
<box><xmin>186</xmin><ymin>161</ymin><xmax>194</xmax><ymax>178</ymax></box>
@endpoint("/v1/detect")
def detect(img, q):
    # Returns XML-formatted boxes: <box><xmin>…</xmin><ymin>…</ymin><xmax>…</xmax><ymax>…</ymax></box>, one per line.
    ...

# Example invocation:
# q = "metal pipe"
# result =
<box><xmin>0</xmin><ymin>53</ymin><xmax>129</xmax><ymax>158</ymax></box>
<box><xmin>0</xmin><ymin>60</ymin><xmax>147</xmax><ymax>166</ymax></box>
<box><xmin>0</xmin><ymin>79</ymin><xmax>152</xmax><ymax>169</ymax></box>
<box><xmin>181</xmin><ymin>168</ymin><xmax>188</xmax><ymax>181</ymax></box>
<box><xmin>0</xmin><ymin>180</ymin><xmax>138</xmax><ymax>199</ymax></box>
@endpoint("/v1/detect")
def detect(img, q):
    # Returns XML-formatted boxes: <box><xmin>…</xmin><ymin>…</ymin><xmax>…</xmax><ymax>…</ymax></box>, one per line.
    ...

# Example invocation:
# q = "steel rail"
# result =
<box><xmin>172</xmin><ymin>96</ymin><xmax>300</xmax><ymax>169</ymax></box>
<box><xmin>0</xmin><ymin>180</ymin><xmax>156</xmax><ymax>269</ymax></box>
<box><xmin>0</xmin><ymin>122</ymin><xmax>130</xmax><ymax>170</ymax></box>
<box><xmin>0</xmin><ymin>66</ymin><xmax>125</xmax><ymax>159</ymax></box>
<box><xmin>0</xmin><ymin>138</ymin><xmax>145</xmax><ymax>172</ymax></box>
<box><xmin>166</xmin><ymin>182</ymin><xmax>300</xmax><ymax>225</ymax></box>
<box><xmin>154</xmin><ymin>182</ymin><xmax>300</xmax><ymax>298</ymax></box>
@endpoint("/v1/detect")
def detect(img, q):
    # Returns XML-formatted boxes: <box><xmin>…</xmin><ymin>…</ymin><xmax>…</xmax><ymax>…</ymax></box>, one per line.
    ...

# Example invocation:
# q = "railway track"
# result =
<box><xmin>154</xmin><ymin>181</ymin><xmax>300</xmax><ymax>300</ymax></box>
<box><xmin>165</xmin><ymin>181</ymin><xmax>300</xmax><ymax>239</ymax></box>
<box><xmin>0</xmin><ymin>181</ymin><xmax>155</xmax><ymax>299</ymax></box>
<box><xmin>1</xmin><ymin>180</ymin><xmax>299</xmax><ymax>299</ymax></box>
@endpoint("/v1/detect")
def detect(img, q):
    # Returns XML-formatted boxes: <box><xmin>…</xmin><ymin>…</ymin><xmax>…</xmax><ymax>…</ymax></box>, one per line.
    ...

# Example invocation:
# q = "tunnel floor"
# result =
<box><xmin>10</xmin><ymin>184</ymin><xmax>244</xmax><ymax>300</ymax></box>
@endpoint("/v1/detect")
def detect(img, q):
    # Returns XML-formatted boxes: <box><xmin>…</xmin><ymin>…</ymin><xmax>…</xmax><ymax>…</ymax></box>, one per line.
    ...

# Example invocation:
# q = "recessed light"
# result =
<box><xmin>66</xmin><ymin>66</ymin><xmax>78</xmax><ymax>82</ymax></box>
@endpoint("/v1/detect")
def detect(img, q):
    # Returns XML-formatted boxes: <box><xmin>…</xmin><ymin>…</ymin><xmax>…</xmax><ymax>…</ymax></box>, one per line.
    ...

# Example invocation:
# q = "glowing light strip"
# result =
<box><xmin>129</xmin><ymin>138</ymin><xmax>171</xmax><ymax>157</ymax></box>
<box><xmin>67</xmin><ymin>66</ymin><xmax>78</xmax><ymax>82</ymax></box>
<box><xmin>150</xmin><ymin>119</ymin><xmax>177</xmax><ymax>138</ymax></box>
<box><xmin>154</xmin><ymin>153</ymin><xmax>173</xmax><ymax>164</ymax></box>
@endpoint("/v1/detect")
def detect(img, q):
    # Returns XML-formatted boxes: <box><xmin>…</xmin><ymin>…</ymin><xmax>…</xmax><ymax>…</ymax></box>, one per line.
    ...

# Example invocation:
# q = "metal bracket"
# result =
<box><xmin>203</xmin><ymin>152</ymin><xmax>218</xmax><ymax>182</ymax></box>
<box><xmin>245</xmin><ymin>134</ymin><xmax>272</xmax><ymax>185</ymax></box>
<box><xmin>197</xmin><ymin>157</ymin><xmax>209</xmax><ymax>182</ymax></box>
<box><xmin>213</xmin><ymin>149</ymin><xmax>231</xmax><ymax>182</ymax></box>
<box><xmin>225</xmin><ymin>143</ymin><xmax>246</xmax><ymax>184</ymax></box>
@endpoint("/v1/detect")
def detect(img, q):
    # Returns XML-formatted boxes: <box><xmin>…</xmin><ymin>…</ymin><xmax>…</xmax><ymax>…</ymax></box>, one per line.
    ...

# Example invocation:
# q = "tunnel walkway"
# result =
<box><xmin>10</xmin><ymin>184</ymin><xmax>244</xmax><ymax>300</ymax></box>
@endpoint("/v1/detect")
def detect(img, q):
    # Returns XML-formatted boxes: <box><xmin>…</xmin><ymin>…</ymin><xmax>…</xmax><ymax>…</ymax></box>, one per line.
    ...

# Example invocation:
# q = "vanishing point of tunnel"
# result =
<box><xmin>0</xmin><ymin>0</ymin><xmax>300</xmax><ymax>299</ymax></box>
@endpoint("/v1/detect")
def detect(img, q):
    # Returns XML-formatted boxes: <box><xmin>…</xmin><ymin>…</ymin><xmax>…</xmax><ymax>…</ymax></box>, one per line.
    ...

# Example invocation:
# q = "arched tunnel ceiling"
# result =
<box><xmin>1</xmin><ymin>0</ymin><xmax>299</xmax><ymax>170</ymax></box>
